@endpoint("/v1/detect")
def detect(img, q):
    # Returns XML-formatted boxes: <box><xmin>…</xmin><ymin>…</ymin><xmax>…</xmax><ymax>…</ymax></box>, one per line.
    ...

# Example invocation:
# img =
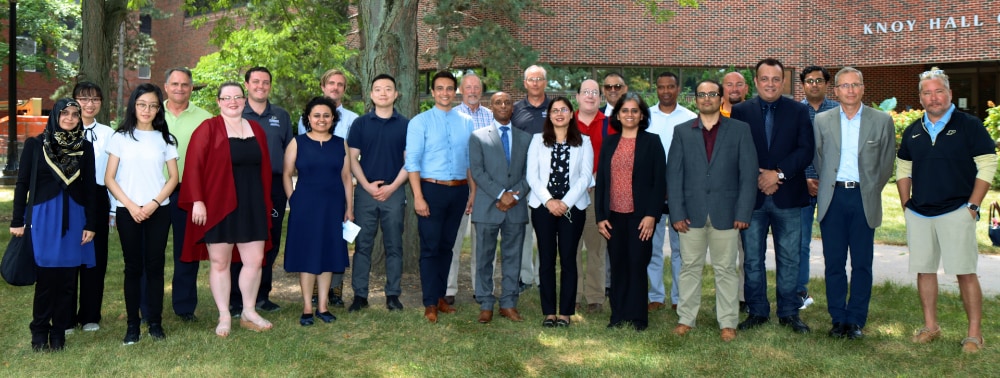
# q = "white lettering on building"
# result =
<box><xmin>867</xmin><ymin>13</ymin><xmax>993</xmax><ymax>34</ymax></box>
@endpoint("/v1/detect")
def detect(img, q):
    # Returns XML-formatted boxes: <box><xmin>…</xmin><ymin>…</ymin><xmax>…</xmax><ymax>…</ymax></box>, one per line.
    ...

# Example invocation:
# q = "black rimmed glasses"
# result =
<box><xmin>695</xmin><ymin>92</ymin><xmax>721</xmax><ymax>98</ymax></box>
<box><xmin>803</xmin><ymin>78</ymin><xmax>826</xmax><ymax>85</ymax></box>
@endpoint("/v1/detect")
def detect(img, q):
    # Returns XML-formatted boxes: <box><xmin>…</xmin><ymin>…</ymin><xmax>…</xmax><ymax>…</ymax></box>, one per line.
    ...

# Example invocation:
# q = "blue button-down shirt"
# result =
<box><xmin>925</xmin><ymin>104</ymin><xmax>956</xmax><ymax>143</ymax></box>
<box><xmin>405</xmin><ymin>107</ymin><xmax>474</xmax><ymax>180</ymax></box>
<box><xmin>455</xmin><ymin>102</ymin><xmax>494</xmax><ymax>130</ymax></box>
<box><xmin>836</xmin><ymin>106</ymin><xmax>862</xmax><ymax>182</ymax></box>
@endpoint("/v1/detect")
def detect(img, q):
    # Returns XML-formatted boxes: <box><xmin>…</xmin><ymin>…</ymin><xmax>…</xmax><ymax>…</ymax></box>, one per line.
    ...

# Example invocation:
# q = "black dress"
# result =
<box><xmin>203</xmin><ymin>137</ymin><xmax>268</xmax><ymax>243</ymax></box>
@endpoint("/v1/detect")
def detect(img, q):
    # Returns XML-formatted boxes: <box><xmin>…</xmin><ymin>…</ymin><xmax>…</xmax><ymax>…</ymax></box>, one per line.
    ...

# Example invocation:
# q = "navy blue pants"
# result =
<box><xmin>417</xmin><ymin>182</ymin><xmax>468</xmax><ymax>307</ymax></box>
<box><xmin>820</xmin><ymin>186</ymin><xmax>874</xmax><ymax>328</ymax></box>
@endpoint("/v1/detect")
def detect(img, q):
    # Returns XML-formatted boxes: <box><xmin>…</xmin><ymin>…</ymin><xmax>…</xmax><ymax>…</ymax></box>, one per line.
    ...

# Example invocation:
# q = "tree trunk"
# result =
<box><xmin>356</xmin><ymin>0</ymin><xmax>420</xmax><ymax>274</ymax></box>
<box><xmin>79</xmin><ymin>0</ymin><xmax>127</xmax><ymax>125</ymax></box>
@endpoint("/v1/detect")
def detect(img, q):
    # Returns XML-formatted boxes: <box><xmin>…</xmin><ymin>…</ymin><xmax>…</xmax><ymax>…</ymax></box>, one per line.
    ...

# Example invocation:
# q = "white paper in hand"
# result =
<box><xmin>343</xmin><ymin>220</ymin><xmax>361</xmax><ymax>243</ymax></box>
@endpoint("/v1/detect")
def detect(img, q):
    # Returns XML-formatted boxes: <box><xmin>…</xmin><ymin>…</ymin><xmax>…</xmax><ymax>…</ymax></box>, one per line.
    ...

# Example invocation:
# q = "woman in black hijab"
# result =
<box><xmin>10</xmin><ymin>98</ymin><xmax>99</xmax><ymax>351</ymax></box>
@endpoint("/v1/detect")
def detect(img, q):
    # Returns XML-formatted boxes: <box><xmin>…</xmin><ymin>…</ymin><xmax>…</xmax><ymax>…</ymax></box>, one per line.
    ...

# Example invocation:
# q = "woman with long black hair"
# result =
<box><xmin>105</xmin><ymin>84</ymin><xmax>179</xmax><ymax>345</ymax></box>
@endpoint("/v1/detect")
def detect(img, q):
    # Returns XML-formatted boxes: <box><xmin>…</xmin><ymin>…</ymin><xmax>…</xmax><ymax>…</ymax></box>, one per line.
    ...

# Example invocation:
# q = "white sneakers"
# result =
<box><xmin>82</xmin><ymin>323</ymin><xmax>100</xmax><ymax>332</ymax></box>
<box><xmin>799</xmin><ymin>296</ymin><xmax>814</xmax><ymax>310</ymax></box>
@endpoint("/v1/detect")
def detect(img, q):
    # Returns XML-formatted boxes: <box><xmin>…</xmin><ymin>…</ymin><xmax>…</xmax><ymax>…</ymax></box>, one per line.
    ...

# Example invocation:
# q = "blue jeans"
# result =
<box><xmin>741</xmin><ymin>197</ymin><xmax>802</xmax><ymax>318</ymax></box>
<box><xmin>649</xmin><ymin>213</ymin><xmax>680</xmax><ymax>304</ymax></box>
<box><xmin>798</xmin><ymin>197</ymin><xmax>816</xmax><ymax>295</ymax></box>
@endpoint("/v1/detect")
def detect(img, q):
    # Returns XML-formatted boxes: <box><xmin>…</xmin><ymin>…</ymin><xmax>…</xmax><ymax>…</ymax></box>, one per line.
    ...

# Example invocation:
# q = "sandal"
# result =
<box><xmin>911</xmin><ymin>326</ymin><xmax>941</xmax><ymax>344</ymax></box>
<box><xmin>215</xmin><ymin>317</ymin><xmax>231</xmax><ymax>338</ymax></box>
<box><xmin>240</xmin><ymin>313</ymin><xmax>273</xmax><ymax>332</ymax></box>
<box><xmin>961</xmin><ymin>336</ymin><xmax>984</xmax><ymax>353</ymax></box>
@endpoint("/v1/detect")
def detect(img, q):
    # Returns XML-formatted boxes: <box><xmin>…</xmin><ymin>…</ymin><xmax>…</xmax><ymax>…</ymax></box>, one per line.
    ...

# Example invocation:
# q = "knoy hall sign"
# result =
<box><xmin>863</xmin><ymin>14</ymin><xmax>999</xmax><ymax>34</ymax></box>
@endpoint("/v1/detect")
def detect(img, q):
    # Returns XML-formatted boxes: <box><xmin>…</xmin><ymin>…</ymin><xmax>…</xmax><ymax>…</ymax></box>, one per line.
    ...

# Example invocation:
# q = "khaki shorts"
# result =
<box><xmin>905</xmin><ymin>207</ymin><xmax>978</xmax><ymax>275</ymax></box>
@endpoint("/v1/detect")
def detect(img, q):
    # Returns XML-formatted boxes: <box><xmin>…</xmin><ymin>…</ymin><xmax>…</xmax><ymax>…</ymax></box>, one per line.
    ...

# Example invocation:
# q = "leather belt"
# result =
<box><xmin>421</xmin><ymin>178</ymin><xmax>468</xmax><ymax>187</ymax></box>
<box><xmin>835</xmin><ymin>181</ymin><xmax>859</xmax><ymax>188</ymax></box>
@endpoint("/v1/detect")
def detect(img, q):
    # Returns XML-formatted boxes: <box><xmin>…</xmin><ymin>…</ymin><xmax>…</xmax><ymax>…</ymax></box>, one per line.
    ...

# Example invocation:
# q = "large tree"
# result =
<box><xmin>78</xmin><ymin>0</ymin><xmax>128</xmax><ymax>124</ymax></box>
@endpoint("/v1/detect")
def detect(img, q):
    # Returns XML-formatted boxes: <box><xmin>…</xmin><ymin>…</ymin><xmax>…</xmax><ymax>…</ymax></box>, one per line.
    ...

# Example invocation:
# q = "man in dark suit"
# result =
<box><xmin>668</xmin><ymin>80</ymin><xmax>758</xmax><ymax>342</ymax></box>
<box><xmin>731</xmin><ymin>58</ymin><xmax>815</xmax><ymax>334</ymax></box>
<box><xmin>813</xmin><ymin>67</ymin><xmax>895</xmax><ymax>340</ymax></box>
<box><xmin>469</xmin><ymin>92</ymin><xmax>532</xmax><ymax>323</ymax></box>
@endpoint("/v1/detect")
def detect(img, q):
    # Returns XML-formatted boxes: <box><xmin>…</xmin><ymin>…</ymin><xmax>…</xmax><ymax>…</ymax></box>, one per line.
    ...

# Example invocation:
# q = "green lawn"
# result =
<box><xmin>1</xmin><ymin>187</ymin><xmax>998</xmax><ymax>376</ymax></box>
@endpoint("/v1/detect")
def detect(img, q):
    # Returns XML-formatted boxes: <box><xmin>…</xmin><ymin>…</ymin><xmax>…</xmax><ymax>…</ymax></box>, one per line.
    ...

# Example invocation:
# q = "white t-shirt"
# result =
<box><xmin>106</xmin><ymin>129</ymin><xmax>179</xmax><ymax>208</ymax></box>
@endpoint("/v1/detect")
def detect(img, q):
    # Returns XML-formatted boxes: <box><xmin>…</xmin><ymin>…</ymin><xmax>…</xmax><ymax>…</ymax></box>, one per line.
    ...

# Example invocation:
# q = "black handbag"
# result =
<box><xmin>989</xmin><ymin>201</ymin><xmax>1000</xmax><ymax>247</ymax></box>
<box><xmin>1</xmin><ymin>145</ymin><xmax>39</xmax><ymax>286</ymax></box>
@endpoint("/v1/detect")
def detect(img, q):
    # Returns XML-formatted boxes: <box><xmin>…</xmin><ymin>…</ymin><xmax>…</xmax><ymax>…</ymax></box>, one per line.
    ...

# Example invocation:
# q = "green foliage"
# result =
<box><xmin>188</xmin><ymin>0</ymin><xmax>354</xmax><ymax>116</ymax></box>
<box><xmin>635</xmin><ymin>0</ymin><xmax>699</xmax><ymax>23</ymax></box>
<box><xmin>873</xmin><ymin>97</ymin><xmax>897</xmax><ymax>112</ymax></box>
<box><xmin>0</xmin><ymin>0</ymin><xmax>79</xmax><ymax>80</ymax></box>
<box><xmin>983</xmin><ymin>100</ymin><xmax>1000</xmax><ymax>142</ymax></box>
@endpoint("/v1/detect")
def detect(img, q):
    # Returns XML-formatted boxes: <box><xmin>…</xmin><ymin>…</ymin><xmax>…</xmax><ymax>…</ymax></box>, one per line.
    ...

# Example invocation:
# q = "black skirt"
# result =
<box><xmin>203</xmin><ymin>137</ymin><xmax>268</xmax><ymax>244</ymax></box>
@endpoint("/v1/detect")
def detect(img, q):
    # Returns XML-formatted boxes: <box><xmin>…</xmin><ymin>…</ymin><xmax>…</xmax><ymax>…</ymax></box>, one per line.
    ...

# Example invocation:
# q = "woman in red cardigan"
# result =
<box><xmin>179</xmin><ymin>82</ymin><xmax>273</xmax><ymax>337</ymax></box>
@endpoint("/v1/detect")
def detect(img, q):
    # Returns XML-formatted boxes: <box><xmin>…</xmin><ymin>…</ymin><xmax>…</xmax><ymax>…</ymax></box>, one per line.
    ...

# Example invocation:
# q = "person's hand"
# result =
<box><xmin>597</xmin><ymin>220</ymin><xmax>612</xmax><ymax>240</ymax></box>
<box><xmin>140</xmin><ymin>200</ymin><xmax>160</xmax><ymax>218</ymax></box>
<box><xmin>126</xmin><ymin>202</ymin><xmax>147</xmax><ymax>223</ymax></box>
<box><xmin>414</xmin><ymin>197</ymin><xmax>430</xmax><ymax>217</ymax></box>
<box><xmin>366</xmin><ymin>180</ymin><xmax>385</xmax><ymax>196</ymax></box>
<box><xmin>761</xmin><ymin>183</ymin><xmax>780</xmax><ymax>196</ymax></box>
<box><xmin>734</xmin><ymin>221</ymin><xmax>749</xmax><ymax>230</ymax></box>
<box><xmin>344</xmin><ymin>209</ymin><xmax>355</xmax><ymax>222</ymax></box>
<box><xmin>465</xmin><ymin>192</ymin><xmax>475</xmax><ymax>215</ymax></box>
<box><xmin>806</xmin><ymin>178</ymin><xmax>819</xmax><ymax>197</ymax></box>
<box><xmin>81</xmin><ymin>230</ymin><xmax>95</xmax><ymax>245</ymax></box>
<box><xmin>758</xmin><ymin>169</ymin><xmax>781</xmax><ymax>192</ymax></box>
<box><xmin>497</xmin><ymin>191</ymin><xmax>519</xmax><ymax>212</ymax></box>
<box><xmin>10</xmin><ymin>226</ymin><xmax>24</xmax><ymax>237</ymax></box>
<box><xmin>673</xmin><ymin>219</ymin><xmax>691</xmax><ymax>233</ymax></box>
<box><xmin>191</xmin><ymin>201</ymin><xmax>207</xmax><ymax>226</ymax></box>
<box><xmin>638</xmin><ymin>216</ymin><xmax>656</xmax><ymax>241</ymax></box>
<box><xmin>545</xmin><ymin>199</ymin><xmax>568</xmax><ymax>217</ymax></box>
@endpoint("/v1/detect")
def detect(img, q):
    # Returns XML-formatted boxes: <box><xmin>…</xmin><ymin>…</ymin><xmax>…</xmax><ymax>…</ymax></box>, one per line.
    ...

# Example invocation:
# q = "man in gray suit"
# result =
<box><xmin>469</xmin><ymin>91</ymin><xmax>532</xmax><ymax>323</ymax></box>
<box><xmin>814</xmin><ymin>67</ymin><xmax>895</xmax><ymax>340</ymax></box>
<box><xmin>668</xmin><ymin>80</ymin><xmax>758</xmax><ymax>342</ymax></box>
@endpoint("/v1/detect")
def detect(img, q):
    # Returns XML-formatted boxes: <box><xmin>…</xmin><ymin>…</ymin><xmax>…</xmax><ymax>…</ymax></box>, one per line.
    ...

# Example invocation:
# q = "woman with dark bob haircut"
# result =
<box><xmin>595</xmin><ymin>91</ymin><xmax>666</xmax><ymax>331</ymax></box>
<box><xmin>179</xmin><ymin>82</ymin><xmax>274</xmax><ymax>337</ymax></box>
<box><xmin>526</xmin><ymin>97</ymin><xmax>593</xmax><ymax>327</ymax></box>
<box><xmin>283</xmin><ymin>96</ymin><xmax>354</xmax><ymax>326</ymax></box>
<box><xmin>105</xmin><ymin>84</ymin><xmax>179</xmax><ymax>344</ymax></box>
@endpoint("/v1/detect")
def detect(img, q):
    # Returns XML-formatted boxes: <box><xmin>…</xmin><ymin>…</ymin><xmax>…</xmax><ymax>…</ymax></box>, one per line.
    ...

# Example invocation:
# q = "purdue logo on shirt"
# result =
<box><xmin>269</xmin><ymin>116</ymin><xmax>280</xmax><ymax>127</ymax></box>
<box><xmin>947</xmin><ymin>130</ymin><xmax>957</xmax><ymax>136</ymax></box>
<box><xmin>541</xmin><ymin>111</ymin><xmax>548</xmax><ymax>118</ymax></box>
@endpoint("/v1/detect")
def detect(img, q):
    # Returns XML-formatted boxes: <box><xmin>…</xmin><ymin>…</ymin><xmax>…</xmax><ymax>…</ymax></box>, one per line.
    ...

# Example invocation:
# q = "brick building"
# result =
<box><xmin>4</xmin><ymin>1</ymin><xmax>1000</xmax><ymax>119</ymax></box>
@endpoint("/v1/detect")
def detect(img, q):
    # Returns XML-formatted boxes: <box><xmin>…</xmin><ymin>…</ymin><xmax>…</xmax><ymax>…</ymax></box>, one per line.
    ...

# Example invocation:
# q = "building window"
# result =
<box><xmin>16</xmin><ymin>36</ymin><xmax>37</xmax><ymax>72</ymax></box>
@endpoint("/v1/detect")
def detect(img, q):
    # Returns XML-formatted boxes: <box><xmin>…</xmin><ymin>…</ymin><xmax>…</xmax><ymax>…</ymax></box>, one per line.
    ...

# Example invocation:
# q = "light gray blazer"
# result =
<box><xmin>526</xmin><ymin>134</ymin><xmax>593</xmax><ymax>210</ymax></box>
<box><xmin>667</xmin><ymin>117</ymin><xmax>758</xmax><ymax>229</ymax></box>
<box><xmin>813</xmin><ymin>105</ymin><xmax>896</xmax><ymax>228</ymax></box>
<box><xmin>469</xmin><ymin>124</ymin><xmax>532</xmax><ymax>224</ymax></box>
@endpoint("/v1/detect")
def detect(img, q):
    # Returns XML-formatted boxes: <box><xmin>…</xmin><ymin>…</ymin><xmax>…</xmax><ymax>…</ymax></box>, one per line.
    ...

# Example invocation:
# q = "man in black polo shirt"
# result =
<box><xmin>511</xmin><ymin>65</ymin><xmax>550</xmax><ymax>292</ymax></box>
<box><xmin>897</xmin><ymin>67</ymin><xmax>996</xmax><ymax>353</ymax></box>
<box><xmin>232</xmin><ymin>67</ymin><xmax>293</xmax><ymax>314</ymax></box>
<box><xmin>346</xmin><ymin>74</ymin><xmax>409</xmax><ymax>312</ymax></box>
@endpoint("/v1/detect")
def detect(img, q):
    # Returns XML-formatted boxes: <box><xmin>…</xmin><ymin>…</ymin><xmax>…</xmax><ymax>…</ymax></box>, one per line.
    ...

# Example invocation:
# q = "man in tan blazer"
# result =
<box><xmin>813</xmin><ymin>67</ymin><xmax>895</xmax><ymax>340</ymax></box>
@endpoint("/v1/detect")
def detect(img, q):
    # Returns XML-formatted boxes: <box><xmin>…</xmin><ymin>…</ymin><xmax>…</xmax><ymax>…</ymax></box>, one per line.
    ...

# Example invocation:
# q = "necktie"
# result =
<box><xmin>84</xmin><ymin>126</ymin><xmax>97</xmax><ymax>143</ymax></box>
<box><xmin>500</xmin><ymin>126</ymin><xmax>511</xmax><ymax>165</ymax></box>
<box><xmin>764</xmin><ymin>104</ymin><xmax>775</xmax><ymax>149</ymax></box>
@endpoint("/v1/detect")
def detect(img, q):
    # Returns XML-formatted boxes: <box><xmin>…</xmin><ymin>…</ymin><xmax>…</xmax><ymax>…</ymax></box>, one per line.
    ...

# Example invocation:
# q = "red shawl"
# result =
<box><xmin>178</xmin><ymin>115</ymin><xmax>273</xmax><ymax>262</ymax></box>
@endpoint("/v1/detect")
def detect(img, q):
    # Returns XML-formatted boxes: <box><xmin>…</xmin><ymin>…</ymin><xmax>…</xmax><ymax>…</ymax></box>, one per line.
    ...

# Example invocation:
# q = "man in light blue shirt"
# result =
<box><xmin>405</xmin><ymin>71</ymin><xmax>476</xmax><ymax>323</ymax></box>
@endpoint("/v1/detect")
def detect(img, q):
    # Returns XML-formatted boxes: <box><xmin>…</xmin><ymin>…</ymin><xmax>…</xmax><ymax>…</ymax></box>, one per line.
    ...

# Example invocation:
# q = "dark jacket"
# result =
<box><xmin>594</xmin><ymin>130</ymin><xmax>666</xmax><ymax>222</ymax></box>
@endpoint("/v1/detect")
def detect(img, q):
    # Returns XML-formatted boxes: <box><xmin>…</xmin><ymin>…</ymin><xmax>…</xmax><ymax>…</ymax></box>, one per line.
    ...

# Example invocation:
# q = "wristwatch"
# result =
<box><xmin>776</xmin><ymin>170</ymin><xmax>786</xmax><ymax>182</ymax></box>
<box><xmin>968</xmin><ymin>203</ymin><xmax>981</xmax><ymax>221</ymax></box>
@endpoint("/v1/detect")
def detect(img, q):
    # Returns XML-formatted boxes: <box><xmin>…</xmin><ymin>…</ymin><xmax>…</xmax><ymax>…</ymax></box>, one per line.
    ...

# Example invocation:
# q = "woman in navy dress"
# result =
<box><xmin>283</xmin><ymin>96</ymin><xmax>354</xmax><ymax>326</ymax></box>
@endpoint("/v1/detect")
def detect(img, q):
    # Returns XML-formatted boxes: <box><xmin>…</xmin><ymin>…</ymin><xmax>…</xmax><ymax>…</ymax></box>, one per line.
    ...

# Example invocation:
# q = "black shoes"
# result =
<box><xmin>444</xmin><ymin>296</ymin><xmax>456</xmax><ymax>305</ymax></box>
<box><xmin>845</xmin><ymin>324</ymin><xmax>864</xmax><ymax>339</ymax></box>
<box><xmin>829</xmin><ymin>322</ymin><xmax>846</xmax><ymax>338</ymax></box>
<box><xmin>123</xmin><ymin>324</ymin><xmax>141</xmax><ymax>345</ymax></box>
<box><xmin>148</xmin><ymin>323</ymin><xmax>166</xmax><ymax>340</ymax></box>
<box><xmin>778</xmin><ymin>315</ymin><xmax>811</xmax><ymax>333</ymax></box>
<box><xmin>348</xmin><ymin>296</ymin><xmax>370</xmax><ymax>313</ymax></box>
<box><xmin>542</xmin><ymin>318</ymin><xmax>556</xmax><ymax>328</ymax></box>
<box><xmin>386</xmin><ymin>295</ymin><xmax>404</xmax><ymax>311</ymax></box>
<box><xmin>256</xmin><ymin>299</ymin><xmax>281</xmax><ymax>312</ymax></box>
<box><xmin>330</xmin><ymin>285</ymin><xmax>345</xmax><ymax>308</ymax></box>
<box><xmin>315</xmin><ymin>310</ymin><xmax>337</xmax><ymax>323</ymax></box>
<box><xmin>300</xmin><ymin>313</ymin><xmax>315</xmax><ymax>326</ymax></box>
<box><xmin>738</xmin><ymin>315</ymin><xmax>769</xmax><ymax>330</ymax></box>
<box><xmin>178</xmin><ymin>313</ymin><xmax>198</xmax><ymax>322</ymax></box>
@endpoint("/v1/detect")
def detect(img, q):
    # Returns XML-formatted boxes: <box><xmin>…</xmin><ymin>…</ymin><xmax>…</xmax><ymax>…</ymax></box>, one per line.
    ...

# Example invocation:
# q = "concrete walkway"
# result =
<box><xmin>760</xmin><ymin>239</ymin><xmax>1000</xmax><ymax>296</ymax></box>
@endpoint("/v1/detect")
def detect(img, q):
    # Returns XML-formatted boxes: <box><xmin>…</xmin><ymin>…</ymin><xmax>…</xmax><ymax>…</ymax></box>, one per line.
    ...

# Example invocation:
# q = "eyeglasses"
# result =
<box><xmin>603</xmin><ymin>84</ymin><xmax>624</xmax><ymax>91</ymax></box>
<box><xmin>580</xmin><ymin>89</ymin><xmax>600</xmax><ymax>97</ymax></box>
<box><xmin>803</xmin><ymin>78</ymin><xmax>826</xmax><ymax>85</ymax></box>
<box><xmin>218</xmin><ymin>95</ymin><xmax>246</xmax><ymax>102</ymax></box>
<box><xmin>135</xmin><ymin>102</ymin><xmax>160</xmax><ymax>112</ymax></box>
<box><xmin>835</xmin><ymin>83</ymin><xmax>864</xmax><ymax>90</ymax></box>
<box><xmin>550</xmin><ymin>107</ymin><xmax>572</xmax><ymax>114</ymax></box>
<box><xmin>695</xmin><ymin>92</ymin><xmax>721</xmax><ymax>98</ymax></box>
<box><xmin>526</xmin><ymin>77</ymin><xmax>546</xmax><ymax>83</ymax></box>
<box><xmin>619</xmin><ymin>108</ymin><xmax>641</xmax><ymax>114</ymax></box>
<box><xmin>59</xmin><ymin>109</ymin><xmax>81</xmax><ymax>119</ymax></box>
<box><xmin>75</xmin><ymin>97</ymin><xmax>102</xmax><ymax>104</ymax></box>
<box><xmin>493</xmin><ymin>101</ymin><xmax>513</xmax><ymax>106</ymax></box>
<box><xmin>920</xmin><ymin>69</ymin><xmax>944</xmax><ymax>79</ymax></box>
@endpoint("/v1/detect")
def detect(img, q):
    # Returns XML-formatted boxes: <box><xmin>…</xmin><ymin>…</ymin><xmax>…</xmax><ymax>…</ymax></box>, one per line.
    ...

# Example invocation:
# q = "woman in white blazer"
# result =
<box><xmin>526</xmin><ymin>97</ymin><xmax>594</xmax><ymax>327</ymax></box>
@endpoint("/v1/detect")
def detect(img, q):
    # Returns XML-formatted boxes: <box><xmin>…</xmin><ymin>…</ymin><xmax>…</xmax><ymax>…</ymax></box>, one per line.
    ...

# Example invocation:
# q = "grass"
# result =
<box><xmin>1</xmin><ymin>187</ymin><xmax>999</xmax><ymax>376</ymax></box>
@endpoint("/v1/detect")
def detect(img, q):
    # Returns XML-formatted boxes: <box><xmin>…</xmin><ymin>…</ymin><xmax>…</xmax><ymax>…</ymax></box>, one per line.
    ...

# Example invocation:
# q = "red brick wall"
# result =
<box><xmin>149</xmin><ymin>0</ymin><xmax>220</xmax><ymax>85</ymax></box>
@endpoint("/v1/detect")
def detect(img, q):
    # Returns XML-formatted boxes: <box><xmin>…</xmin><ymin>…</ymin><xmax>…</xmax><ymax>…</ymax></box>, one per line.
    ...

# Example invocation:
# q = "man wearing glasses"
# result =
<box><xmin>574</xmin><ymin>79</ymin><xmax>611</xmax><ymax>313</ymax></box>
<box><xmin>668</xmin><ymin>79</ymin><xmax>757</xmax><ymax>342</ymax></box>
<box><xmin>163</xmin><ymin>68</ymin><xmax>213</xmax><ymax>323</ymax></box>
<box><xmin>897</xmin><ymin>68</ymin><xmax>995</xmax><ymax>353</ymax></box>
<box><xmin>234</xmin><ymin>67</ymin><xmax>293</xmax><ymax>315</ymax></box>
<box><xmin>813</xmin><ymin>67</ymin><xmax>894</xmax><ymax>340</ymax></box>
<box><xmin>731</xmin><ymin>58</ymin><xmax>814</xmax><ymax>334</ymax></box>
<box><xmin>646</xmin><ymin>72</ymin><xmax>696</xmax><ymax>313</ymax></box>
<box><xmin>511</xmin><ymin>65</ymin><xmax>551</xmax><ymax>292</ymax></box>
<box><xmin>797</xmin><ymin>66</ymin><xmax>840</xmax><ymax>311</ymax></box>
<box><xmin>721</xmin><ymin>72</ymin><xmax>747</xmax><ymax>118</ymax></box>
<box><xmin>601</xmin><ymin>72</ymin><xmax>628</xmax><ymax>117</ymax></box>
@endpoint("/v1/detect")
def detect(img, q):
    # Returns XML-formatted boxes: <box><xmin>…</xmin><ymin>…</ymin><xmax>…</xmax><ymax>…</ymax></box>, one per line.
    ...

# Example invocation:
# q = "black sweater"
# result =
<box><xmin>11</xmin><ymin>136</ymin><xmax>99</xmax><ymax>231</ymax></box>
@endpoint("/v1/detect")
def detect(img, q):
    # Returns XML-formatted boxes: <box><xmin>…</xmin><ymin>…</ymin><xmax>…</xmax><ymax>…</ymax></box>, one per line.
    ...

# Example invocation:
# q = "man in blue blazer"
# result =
<box><xmin>468</xmin><ymin>92</ymin><xmax>532</xmax><ymax>323</ymax></box>
<box><xmin>731</xmin><ymin>58</ymin><xmax>815</xmax><ymax>334</ymax></box>
<box><xmin>668</xmin><ymin>80</ymin><xmax>758</xmax><ymax>342</ymax></box>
